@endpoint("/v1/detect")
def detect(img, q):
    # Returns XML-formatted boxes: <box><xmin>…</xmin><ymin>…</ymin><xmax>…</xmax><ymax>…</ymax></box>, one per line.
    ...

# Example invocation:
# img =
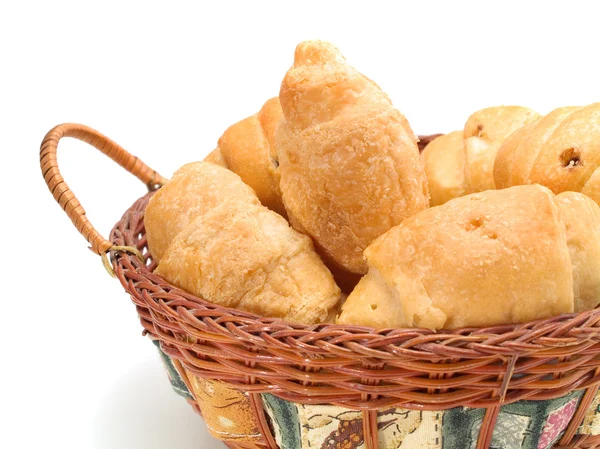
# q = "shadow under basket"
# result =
<box><xmin>41</xmin><ymin>124</ymin><xmax>600</xmax><ymax>449</ymax></box>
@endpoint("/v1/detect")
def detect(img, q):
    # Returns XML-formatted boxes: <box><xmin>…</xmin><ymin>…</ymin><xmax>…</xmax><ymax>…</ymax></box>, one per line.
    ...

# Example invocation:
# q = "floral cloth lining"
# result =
<box><xmin>153</xmin><ymin>341</ymin><xmax>600</xmax><ymax>447</ymax></box>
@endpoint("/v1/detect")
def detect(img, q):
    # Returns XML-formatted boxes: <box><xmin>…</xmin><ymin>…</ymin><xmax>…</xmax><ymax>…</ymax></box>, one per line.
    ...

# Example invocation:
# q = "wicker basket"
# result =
<box><xmin>41</xmin><ymin>124</ymin><xmax>600</xmax><ymax>449</ymax></box>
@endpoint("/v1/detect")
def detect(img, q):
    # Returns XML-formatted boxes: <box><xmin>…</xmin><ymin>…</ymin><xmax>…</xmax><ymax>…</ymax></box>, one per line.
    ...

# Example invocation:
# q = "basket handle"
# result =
<box><xmin>40</xmin><ymin>123</ymin><xmax>168</xmax><ymax>271</ymax></box>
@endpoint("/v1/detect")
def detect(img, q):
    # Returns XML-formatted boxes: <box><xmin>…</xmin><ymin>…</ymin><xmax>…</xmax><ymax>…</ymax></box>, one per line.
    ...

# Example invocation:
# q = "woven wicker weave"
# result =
<box><xmin>41</xmin><ymin>124</ymin><xmax>600</xmax><ymax>449</ymax></box>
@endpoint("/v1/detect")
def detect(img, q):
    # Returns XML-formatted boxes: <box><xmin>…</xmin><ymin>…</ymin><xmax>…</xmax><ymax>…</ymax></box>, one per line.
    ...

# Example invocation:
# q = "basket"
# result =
<box><xmin>41</xmin><ymin>123</ymin><xmax>600</xmax><ymax>449</ymax></box>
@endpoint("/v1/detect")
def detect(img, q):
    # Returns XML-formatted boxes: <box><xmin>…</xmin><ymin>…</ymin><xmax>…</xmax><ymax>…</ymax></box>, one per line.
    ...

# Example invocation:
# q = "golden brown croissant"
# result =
<box><xmin>205</xmin><ymin>98</ymin><xmax>286</xmax><ymax>216</ymax></box>
<box><xmin>337</xmin><ymin>185</ymin><xmax>600</xmax><ymax>330</ymax></box>
<box><xmin>421</xmin><ymin>131</ymin><xmax>466</xmax><ymax>206</ymax></box>
<box><xmin>276</xmin><ymin>40</ymin><xmax>429</xmax><ymax>275</ymax></box>
<box><xmin>463</xmin><ymin>106</ymin><xmax>540</xmax><ymax>193</ymax></box>
<box><xmin>553</xmin><ymin>192</ymin><xmax>600</xmax><ymax>312</ymax></box>
<box><xmin>204</xmin><ymin>148</ymin><xmax>227</xmax><ymax>167</ymax></box>
<box><xmin>494</xmin><ymin>104</ymin><xmax>600</xmax><ymax>205</ymax></box>
<box><xmin>145</xmin><ymin>162</ymin><xmax>259</xmax><ymax>263</ymax></box>
<box><xmin>146</xmin><ymin>162</ymin><xmax>341</xmax><ymax>325</ymax></box>
<box><xmin>420</xmin><ymin>106</ymin><xmax>539</xmax><ymax>205</ymax></box>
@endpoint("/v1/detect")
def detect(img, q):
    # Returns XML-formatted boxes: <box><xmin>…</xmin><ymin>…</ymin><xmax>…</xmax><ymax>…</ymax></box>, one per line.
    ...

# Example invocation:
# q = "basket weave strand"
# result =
<box><xmin>41</xmin><ymin>124</ymin><xmax>600</xmax><ymax>448</ymax></box>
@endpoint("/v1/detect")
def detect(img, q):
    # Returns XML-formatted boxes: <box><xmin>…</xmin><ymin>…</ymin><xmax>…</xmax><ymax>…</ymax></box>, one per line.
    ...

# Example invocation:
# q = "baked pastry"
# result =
<box><xmin>147</xmin><ymin>162</ymin><xmax>341</xmax><ymax>324</ymax></box>
<box><xmin>421</xmin><ymin>131</ymin><xmax>466</xmax><ymax>206</ymax></box>
<box><xmin>204</xmin><ymin>148</ymin><xmax>227</xmax><ymax>167</ymax></box>
<box><xmin>494</xmin><ymin>103</ymin><xmax>600</xmax><ymax>205</ymax></box>
<box><xmin>553</xmin><ymin>192</ymin><xmax>600</xmax><ymax>312</ymax></box>
<box><xmin>205</xmin><ymin>94</ymin><xmax>362</xmax><ymax>289</ymax></box>
<box><xmin>156</xmin><ymin>201</ymin><xmax>341</xmax><ymax>324</ymax></box>
<box><xmin>207</xmin><ymin>98</ymin><xmax>286</xmax><ymax>216</ymax></box>
<box><xmin>276</xmin><ymin>40</ymin><xmax>429</xmax><ymax>274</ymax></box>
<box><xmin>420</xmin><ymin>107</ymin><xmax>539</xmax><ymax>206</ymax></box>
<box><xmin>463</xmin><ymin>106</ymin><xmax>540</xmax><ymax>193</ymax></box>
<box><xmin>337</xmin><ymin>185</ymin><xmax>600</xmax><ymax>330</ymax></box>
<box><xmin>145</xmin><ymin>162</ymin><xmax>259</xmax><ymax>263</ymax></box>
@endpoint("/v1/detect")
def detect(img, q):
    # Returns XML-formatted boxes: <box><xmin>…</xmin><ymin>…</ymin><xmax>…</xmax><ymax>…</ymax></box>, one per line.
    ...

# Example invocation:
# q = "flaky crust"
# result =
<box><xmin>337</xmin><ymin>185</ymin><xmax>575</xmax><ymax>330</ymax></box>
<box><xmin>276</xmin><ymin>40</ymin><xmax>429</xmax><ymax>274</ymax></box>
<box><xmin>464</xmin><ymin>106</ymin><xmax>540</xmax><ymax>193</ymax></box>
<box><xmin>494</xmin><ymin>104</ymin><xmax>600</xmax><ymax>206</ymax></box>
<box><xmin>155</xmin><ymin>201</ymin><xmax>341</xmax><ymax>325</ymax></box>
<box><xmin>421</xmin><ymin>131</ymin><xmax>466</xmax><ymax>206</ymax></box>
<box><xmin>214</xmin><ymin>97</ymin><xmax>286</xmax><ymax>216</ymax></box>
<box><xmin>144</xmin><ymin>162</ymin><xmax>259</xmax><ymax>263</ymax></box>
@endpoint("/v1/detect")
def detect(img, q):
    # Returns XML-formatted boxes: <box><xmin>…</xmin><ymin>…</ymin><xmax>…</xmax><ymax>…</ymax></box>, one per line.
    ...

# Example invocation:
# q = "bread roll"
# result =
<box><xmin>209</xmin><ymin>97</ymin><xmax>286</xmax><ymax>216</ymax></box>
<box><xmin>491</xmin><ymin>117</ymin><xmax>543</xmax><ymax>189</ymax></box>
<box><xmin>464</xmin><ymin>106</ymin><xmax>540</xmax><ymax>193</ymax></box>
<box><xmin>494</xmin><ymin>104</ymin><xmax>600</xmax><ymax>206</ymax></box>
<box><xmin>144</xmin><ymin>162</ymin><xmax>259</xmax><ymax>263</ymax></box>
<box><xmin>553</xmin><ymin>192</ymin><xmax>600</xmax><ymax>312</ymax></box>
<box><xmin>204</xmin><ymin>148</ymin><xmax>227</xmax><ymax>167</ymax></box>
<box><xmin>337</xmin><ymin>185</ymin><xmax>585</xmax><ymax>330</ymax></box>
<box><xmin>421</xmin><ymin>131</ymin><xmax>466</xmax><ymax>206</ymax></box>
<box><xmin>155</xmin><ymin>200</ymin><xmax>341</xmax><ymax>324</ymax></box>
<box><xmin>276</xmin><ymin>40</ymin><xmax>429</xmax><ymax>274</ymax></box>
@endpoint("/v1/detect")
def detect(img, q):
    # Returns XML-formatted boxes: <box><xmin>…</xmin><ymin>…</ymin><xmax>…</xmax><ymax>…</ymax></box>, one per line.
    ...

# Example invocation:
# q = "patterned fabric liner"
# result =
<box><xmin>580</xmin><ymin>389</ymin><xmax>600</xmax><ymax>435</ymax></box>
<box><xmin>152</xmin><ymin>339</ymin><xmax>193</xmax><ymax>400</ymax></box>
<box><xmin>186</xmin><ymin>375</ymin><xmax>262</xmax><ymax>443</ymax></box>
<box><xmin>262</xmin><ymin>390</ymin><xmax>585</xmax><ymax>449</ymax></box>
<box><xmin>152</xmin><ymin>338</ymin><xmax>600</xmax><ymax>448</ymax></box>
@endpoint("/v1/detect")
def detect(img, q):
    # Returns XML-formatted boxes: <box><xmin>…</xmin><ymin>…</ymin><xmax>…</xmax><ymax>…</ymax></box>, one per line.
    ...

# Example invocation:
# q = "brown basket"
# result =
<box><xmin>41</xmin><ymin>124</ymin><xmax>600</xmax><ymax>449</ymax></box>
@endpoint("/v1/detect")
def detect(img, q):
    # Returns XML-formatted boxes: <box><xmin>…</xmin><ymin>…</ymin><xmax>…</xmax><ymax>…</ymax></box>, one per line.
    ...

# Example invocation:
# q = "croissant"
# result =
<box><xmin>420</xmin><ymin>106</ymin><xmax>539</xmax><ymax>205</ymax></box>
<box><xmin>144</xmin><ymin>162</ymin><xmax>259</xmax><ymax>263</ymax></box>
<box><xmin>205</xmin><ymin>98</ymin><xmax>286</xmax><ymax>216</ymax></box>
<box><xmin>276</xmin><ymin>40</ymin><xmax>429</xmax><ymax>275</ymax></box>
<box><xmin>146</xmin><ymin>162</ymin><xmax>341</xmax><ymax>324</ymax></box>
<box><xmin>204</xmin><ymin>147</ymin><xmax>227</xmax><ymax>167</ymax></box>
<box><xmin>463</xmin><ymin>106</ymin><xmax>540</xmax><ymax>193</ymax></box>
<box><xmin>553</xmin><ymin>192</ymin><xmax>600</xmax><ymax>313</ymax></box>
<box><xmin>421</xmin><ymin>131</ymin><xmax>466</xmax><ymax>206</ymax></box>
<box><xmin>337</xmin><ymin>185</ymin><xmax>600</xmax><ymax>330</ymax></box>
<box><xmin>494</xmin><ymin>103</ymin><xmax>600</xmax><ymax>205</ymax></box>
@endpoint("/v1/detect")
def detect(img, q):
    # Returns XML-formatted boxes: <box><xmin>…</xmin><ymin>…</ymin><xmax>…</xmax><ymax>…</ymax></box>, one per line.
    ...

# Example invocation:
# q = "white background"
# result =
<box><xmin>2</xmin><ymin>1</ymin><xmax>600</xmax><ymax>448</ymax></box>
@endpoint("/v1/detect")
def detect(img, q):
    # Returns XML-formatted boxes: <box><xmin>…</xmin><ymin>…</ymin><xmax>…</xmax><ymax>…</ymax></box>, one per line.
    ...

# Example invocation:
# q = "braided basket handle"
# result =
<box><xmin>40</xmin><ymin>123</ymin><xmax>168</xmax><ymax>263</ymax></box>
